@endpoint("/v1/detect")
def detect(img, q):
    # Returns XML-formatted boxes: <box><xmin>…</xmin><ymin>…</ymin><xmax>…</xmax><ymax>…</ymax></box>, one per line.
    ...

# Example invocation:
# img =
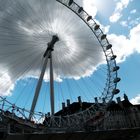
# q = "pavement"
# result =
<box><xmin>1</xmin><ymin>128</ymin><xmax>140</xmax><ymax>140</ymax></box>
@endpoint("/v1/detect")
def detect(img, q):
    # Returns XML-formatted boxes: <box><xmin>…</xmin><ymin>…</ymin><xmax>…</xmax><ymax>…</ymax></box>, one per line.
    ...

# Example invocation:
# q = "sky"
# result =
<box><xmin>80</xmin><ymin>0</ymin><xmax>140</xmax><ymax>104</ymax></box>
<box><xmin>0</xmin><ymin>0</ymin><xmax>140</xmax><ymax>115</ymax></box>
<box><xmin>85</xmin><ymin>0</ymin><xmax>140</xmax><ymax>104</ymax></box>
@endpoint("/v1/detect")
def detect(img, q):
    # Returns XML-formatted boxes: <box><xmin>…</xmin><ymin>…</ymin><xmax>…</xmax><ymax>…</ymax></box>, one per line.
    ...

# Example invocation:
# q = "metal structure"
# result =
<box><xmin>0</xmin><ymin>0</ymin><xmax>120</xmax><ymax>133</ymax></box>
<box><xmin>29</xmin><ymin>35</ymin><xmax>59</xmax><ymax>119</ymax></box>
<box><xmin>56</xmin><ymin>0</ymin><xmax>120</xmax><ymax>102</ymax></box>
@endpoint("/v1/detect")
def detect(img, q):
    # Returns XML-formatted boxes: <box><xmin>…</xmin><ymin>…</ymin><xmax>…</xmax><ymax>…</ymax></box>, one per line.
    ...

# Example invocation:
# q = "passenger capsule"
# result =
<box><xmin>106</xmin><ymin>44</ymin><xmax>112</xmax><ymax>50</ymax></box>
<box><xmin>101</xmin><ymin>34</ymin><xmax>106</xmax><ymax>40</ymax></box>
<box><xmin>110</xmin><ymin>55</ymin><xmax>117</xmax><ymax>60</ymax></box>
<box><xmin>112</xmin><ymin>89</ymin><xmax>120</xmax><ymax>94</ymax></box>
<box><xmin>87</xmin><ymin>16</ymin><xmax>92</xmax><ymax>22</ymax></box>
<box><xmin>68</xmin><ymin>0</ymin><xmax>73</xmax><ymax>6</ymax></box>
<box><xmin>94</xmin><ymin>24</ymin><xmax>100</xmax><ymax>30</ymax></box>
<box><xmin>113</xmin><ymin>78</ymin><xmax>121</xmax><ymax>83</ymax></box>
<box><xmin>112</xmin><ymin>66</ymin><xmax>120</xmax><ymax>72</ymax></box>
<box><xmin>78</xmin><ymin>7</ymin><xmax>83</xmax><ymax>13</ymax></box>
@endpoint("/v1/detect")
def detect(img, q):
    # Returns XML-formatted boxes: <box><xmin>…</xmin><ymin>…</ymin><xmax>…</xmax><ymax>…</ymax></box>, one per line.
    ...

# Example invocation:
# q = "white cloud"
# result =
<box><xmin>120</xmin><ymin>21</ymin><xmax>128</xmax><ymax>27</ymax></box>
<box><xmin>110</xmin><ymin>12</ymin><xmax>122</xmax><ymax>23</ymax></box>
<box><xmin>108</xmin><ymin>34</ymin><xmax>132</xmax><ymax>62</ymax></box>
<box><xmin>103</xmin><ymin>25</ymin><xmax>110</xmax><ymax>34</ymax></box>
<box><xmin>120</xmin><ymin>17</ymin><xmax>140</xmax><ymax>29</ymax></box>
<box><xmin>0</xmin><ymin>0</ymin><xmax>139</xmax><ymax>97</ymax></box>
<box><xmin>130</xmin><ymin>24</ymin><xmax>140</xmax><ymax>53</ymax></box>
<box><xmin>0</xmin><ymin>71</ymin><xmax>13</xmax><ymax>96</ymax></box>
<box><xmin>108</xmin><ymin>23</ymin><xmax>140</xmax><ymax>63</ymax></box>
<box><xmin>121</xmin><ymin>0</ymin><xmax>130</xmax><ymax>6</ymax></box>
<box><xmin>0</xmin><ymin>0</ymin><xmax>104</xmax><ymax>96</ymax></box>
<box><xmin>110</xmin><ymin>0</ymin><xmax>130</xmax><ymax>22</ymax></box>
<box><xmin>129</xmin><ymin>18</ymin><xmax>140</xmax><ymax>27</ymax></box>
<box><xmin>130</xmin><ymin>94</ymin><xmax>140</xmax><ymax>104</ymax></box>
<box><xmin>83</xmin><ymin>0</ymin><xmax>97</xmax><ymax>18</ymax></box>
<box><xmin>130</xmin><ymin>9</ymin><xmax>136</xmax><ymax>14</ymax></box>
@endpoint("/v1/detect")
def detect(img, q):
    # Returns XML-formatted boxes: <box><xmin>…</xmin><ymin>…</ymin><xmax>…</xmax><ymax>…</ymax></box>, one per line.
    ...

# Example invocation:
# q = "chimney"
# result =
<box><xmin>116</xmin><ymin>97</ymin><xmax>121</xmax><ymax>103</ymax></box>
<box><xmin>94</xmin><ymin>97</ymin><xmax>98</xmax><ymax>104</ymax></box>
<box><xmin>78</xmin><ymin>96</ymin><xmax>82</xmax><ymax>108</ymax></box>
<box><xmin>78</xmin><ymin>96</ymin><xmax>82</xmax><ymax>104</ymax></box>
<box><xmin>124</xmin><ymin>94</ymin><xmax>128</xmax><ymax>101</ymax></box>
<box><xmin>67</xmin><ymin>99</ymin><xmax>70</xmax><ymax>107</ymax></box>
<box><xmin>102</xmin><ymin>98</ymin><xmax>106</xmax><ymax>104</ymax></box>
<box><xmin>62</xmin><ymin>102</ymin><xmax>65</xmax><ymax>110</ymax></box>
<box><xmin>116</xmin><ymin>97</ymin><xmax>123</xmax><ymax>108</ymax></box>
<box><xmin>47</xmin><ymin>112</ymin><xmax>50</xmax><ymax>117</ymax></box>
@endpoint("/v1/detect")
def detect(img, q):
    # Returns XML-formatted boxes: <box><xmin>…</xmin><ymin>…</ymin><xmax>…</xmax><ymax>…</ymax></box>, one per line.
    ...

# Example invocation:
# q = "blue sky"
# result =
<box><xmin>0</xmin><ymin>0</ymin><xmax>140</xmax><ymax>115</ymax></box>
<box><xmin>85</xmin><ymin>0</ymin><xmax>140</xmax><ymax>103</ymax></box>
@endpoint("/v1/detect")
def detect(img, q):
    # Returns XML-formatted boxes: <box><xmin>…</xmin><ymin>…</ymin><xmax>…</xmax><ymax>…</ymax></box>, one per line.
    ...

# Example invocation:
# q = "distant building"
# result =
<box><xmin>1</xmin><ymin>94</ymin><xmax>140</xmax><ymax>140</ymax></box>
<box><xmin>103</xmin><ymin>94</ymin><xmax>140</xmax><ymax>129</ymax></box>
<box><xmin>54</xmin><ymin>94</ymin><xmax>140</xmax><ymax>130</ymax></box>
<box><xmin>86</xmin><ymin>94</ymin><xmax>140</xmax><ymax>130</ymax></box>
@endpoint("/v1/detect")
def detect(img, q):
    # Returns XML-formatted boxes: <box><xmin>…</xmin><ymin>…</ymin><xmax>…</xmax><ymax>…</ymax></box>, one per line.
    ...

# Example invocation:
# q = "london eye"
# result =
<box><xmin>0</xmin><ymin>0</ymin><xmax>120</xmax><ymax>132</ymax></box>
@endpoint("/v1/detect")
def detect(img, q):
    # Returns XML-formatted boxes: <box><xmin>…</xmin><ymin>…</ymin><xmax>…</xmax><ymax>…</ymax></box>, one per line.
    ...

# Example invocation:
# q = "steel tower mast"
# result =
<box><xmin>29</xmin><ymin>35</ymin><xmax>59</xmax><ymax>120</ymax></box>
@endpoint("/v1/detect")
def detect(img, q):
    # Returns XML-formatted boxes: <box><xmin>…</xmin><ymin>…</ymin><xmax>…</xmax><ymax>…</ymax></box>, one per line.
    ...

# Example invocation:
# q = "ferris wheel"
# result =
<box><xmin>0</xmin><ymin>0</ymin><xmax>120</xmax><ymax>131</ymax></box>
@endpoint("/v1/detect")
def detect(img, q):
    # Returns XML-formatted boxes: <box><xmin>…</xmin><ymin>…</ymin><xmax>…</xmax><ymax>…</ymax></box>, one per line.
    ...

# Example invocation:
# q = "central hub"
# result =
<box><xmin>43</xmin><ymin>35</ymin><xmax>59</xmax><ymax>57</ymax></box>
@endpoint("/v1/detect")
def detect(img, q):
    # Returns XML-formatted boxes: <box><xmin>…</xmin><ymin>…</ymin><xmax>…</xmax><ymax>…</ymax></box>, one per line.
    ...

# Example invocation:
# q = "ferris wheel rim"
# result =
<box><xmin>0</xmin><ymin>0</ymin><xmax>120</xmax><ymax>129</ymax></box>
<box><xmin>56</xmin><ymin>0</ymin><xmax>120</xmax><ymax>102</ymax></box>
